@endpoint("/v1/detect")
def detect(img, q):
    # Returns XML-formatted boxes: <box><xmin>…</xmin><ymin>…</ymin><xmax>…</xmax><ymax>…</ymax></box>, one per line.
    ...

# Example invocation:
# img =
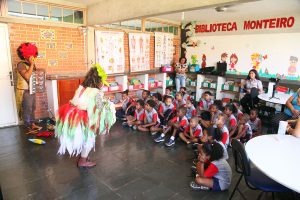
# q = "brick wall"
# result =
<box><xmin>9</xmin><ymin>23</ymin><xmax>86</xmax><ymax>119</ymax></box>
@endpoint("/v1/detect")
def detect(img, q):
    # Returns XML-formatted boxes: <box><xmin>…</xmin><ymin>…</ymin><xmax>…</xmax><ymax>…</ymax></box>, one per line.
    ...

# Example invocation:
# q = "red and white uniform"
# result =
<box><xmin>171</xmin><ymin>115</ymin><xmax>189</xmax><ymax>129</ymax></box>
<box><xmin>158</xmin><ymin>103</ymin><xmax>175</xmax><ymax>114</ymax></box>
<box><xmin>145</xmin><ymin>108</ymin><xmax>160</xmax><ymax>124</ymax></box>
<box><xmin>220</xmin><ymin>125</ymin><xmax>229</xmax><ymax>147</ymax></box>
<box><xmin>199</xmin><ymin>99</ymin><xmax>214</xmax><ymax>111</ymax></box>
<box><xmin>235</xmin><ymin>109</ymin><xmax>243</xmax><ymax>120</ymax></box>
<box><xmin>173</xmin><ymin>99</ymin><xmax>186</xmax><ymax>110</ymax></box>
<box><xmin>122</xmin><ymin>97</ymin><xmax>133</xmax><ymax>111</ymax></box>
<box><xmin>227</xmin><ymin>114</ymin><xmax>237</xmax><ymax>131</ymax></box>
<box><xmin>134</xmin><ymin>108</ymin><xmax>145</xmax><ymax>122</ymax></box>
<box><xmin>186</xmin><ymin>105</ymin><xmax>197</xmax><ymax>120</ymax></box>
<box><xmin>183</xmin><ymin>93</ymin><xmax>191</xmax><ymax>102</ymax></box>
<box><xmin>184</xmin><ymin>124</ymin><xmax>202</xmax><ymax>138</ymax></box>
<box><xmin>248</xmin><ymin>117</ymin><xmax>261</xmax><ymax>132</ymax></box>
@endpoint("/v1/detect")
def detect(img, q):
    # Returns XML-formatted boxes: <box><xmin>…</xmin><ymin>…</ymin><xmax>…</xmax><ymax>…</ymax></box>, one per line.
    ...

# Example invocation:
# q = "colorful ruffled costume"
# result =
<box><xmin>55</xmin><ymin>65</ymin><xmax>116</xmax><ymax>156</ymax></box>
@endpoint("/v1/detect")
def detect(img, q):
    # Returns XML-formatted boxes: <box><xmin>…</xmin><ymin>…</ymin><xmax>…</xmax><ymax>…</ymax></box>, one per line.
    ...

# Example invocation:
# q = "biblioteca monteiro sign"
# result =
<box><xmin>195</xmin><ymin>16</ymin><xmax>295</xmax><ymax>33</ymax></box>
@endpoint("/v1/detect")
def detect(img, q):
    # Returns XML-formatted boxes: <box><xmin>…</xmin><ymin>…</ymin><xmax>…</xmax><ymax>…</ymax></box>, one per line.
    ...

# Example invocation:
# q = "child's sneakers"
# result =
<box><xmin>154</xmin><ymin>135</ymin><xmax>165</xmax><ymax>143</ymax></box>
<box><xmin>151</xmin><ymin>131</ymin><xmax>157</xmax><ymax>136</ymax></box>
<box><xmin>132</xmin><ymin>125</ymin><xmax>137</xmax><ymax>130</ymax></box>
<box><xmin>165</xmin><ymin>139</ymin><xmax>175</xmax><ymax>147</ymax></box>
<box><xmin>190</xmin><ymin>181</ymin><xmax>210</xmax><ymax>191</ymax></box>
<box><xmin>122</xmin><ymin>122</ymin><xmax>128</xmax><ymax>127</ymax></box>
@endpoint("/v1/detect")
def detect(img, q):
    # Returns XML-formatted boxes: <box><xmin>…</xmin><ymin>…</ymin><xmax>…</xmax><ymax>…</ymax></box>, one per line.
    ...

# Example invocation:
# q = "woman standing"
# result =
<box><xmin>240</xmin><ymin>69</ymin><xmax>263</xmax><ymax>113</ymax></box>
<box><xmin>175</xmin><ymin>57</ymin><xmax>188</xmax><ymax>92</ymax></box>
<box><xmin>56</xmin><ymin>64</ymin><xmax>116</xmax><ymax>168</ymax></box>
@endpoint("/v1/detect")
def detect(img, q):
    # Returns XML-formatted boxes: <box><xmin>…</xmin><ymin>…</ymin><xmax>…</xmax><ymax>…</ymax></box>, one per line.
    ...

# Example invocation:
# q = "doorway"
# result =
<box><xmin>0</xmin><ymin>23</ymin><xmax>18</xmax><ymax>127</ymax></box>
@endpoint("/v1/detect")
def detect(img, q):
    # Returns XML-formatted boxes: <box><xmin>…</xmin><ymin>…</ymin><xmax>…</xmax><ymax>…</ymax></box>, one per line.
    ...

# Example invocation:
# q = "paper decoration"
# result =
<box><xmin>48</xmin><ymin>59</ymin><xmax>58</xmax><ymax>67</ymax></box>
<box><xmin>129</xmin><ymin>33</ymin><xmax>150</xmax><ymax>72</ymax></box>
<box><xmin>40</xmin><ymin>29</ymin><xmax>55</xmax><ymax>40</ymax></box>
<box><xmin>95</xmin><ymin>31</ymin><xmax>125</xmax><ymax>74</ymax></box>
<box><xmin>155</xmin><ymin>32</ymin><xmax>174</xmax><ymax>68</ymax></box>
<box><xmin>58</xmin><ymin>51</ymin><xmax>68</xmax><ymax>59</ymax></box>
<box><xmin>46</xmin><ymin>42</ymin><xmax>56</xmax><ymax>49</ymax></box>
<box><xmin>65</xmin><ymin>43</ymin><xmax>73</xmax><ymax>49</ymax></box>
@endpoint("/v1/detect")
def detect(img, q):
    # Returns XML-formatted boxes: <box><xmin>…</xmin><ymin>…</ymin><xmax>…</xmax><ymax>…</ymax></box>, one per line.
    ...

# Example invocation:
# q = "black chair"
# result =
<box><xmin>229</xmin><ymin>139</ymin><xmax>292</xmax><ymax>200</ymax></box>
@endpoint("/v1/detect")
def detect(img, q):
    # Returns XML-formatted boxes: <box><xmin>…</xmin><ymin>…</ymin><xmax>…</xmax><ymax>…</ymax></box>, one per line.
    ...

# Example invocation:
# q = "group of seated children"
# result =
<box><xmin>116</xmin><ymin>88</ymin><xmax>262</xmax><ymax>191</ymax></box>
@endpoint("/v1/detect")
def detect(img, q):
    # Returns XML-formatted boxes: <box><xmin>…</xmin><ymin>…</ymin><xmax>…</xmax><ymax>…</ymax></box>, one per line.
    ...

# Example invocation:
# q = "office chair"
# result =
<box><xmin>229</xmin><ymin>139</ymin><xmax>292</xmax><ymax>200</ymax></box>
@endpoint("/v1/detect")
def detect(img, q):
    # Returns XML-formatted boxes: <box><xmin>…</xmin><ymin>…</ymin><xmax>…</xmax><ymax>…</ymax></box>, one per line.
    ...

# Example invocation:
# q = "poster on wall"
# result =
<box><xmin>129</xmin><ymin>33</ymin><xmax>150</xmax><ymax>72</ymax></box>
<box><xmin>95</xmin><ymin>31</ymin><xmax>125</xmax><ymax>74</ymax></box>
<box><xmin>155</xmin><ymin>32</ymin><xmax>174</xmax><ymax>68</ymax></box>
<box><xmin>185</xmin><ymin>33</ymin><xmax>300</xmax><ymax>81</ymax></box>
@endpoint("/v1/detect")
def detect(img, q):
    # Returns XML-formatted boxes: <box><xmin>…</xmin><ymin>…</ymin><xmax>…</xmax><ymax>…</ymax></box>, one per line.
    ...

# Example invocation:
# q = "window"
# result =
<box><xmin>6</xmin><ymin>1</ymin><xmax>85</xmax><ymax>25</ymax></box>
<box><xmin>144</xmin><ymin>20</ymin><xmax>179</xmax><ymax>35</ymax></box>
<box><xmin>63</xmin><ymin>9</ymin><xmax>73</xmax><ymax>23</ymax></box>
<box><xmin>102</xmin><ymin>19</ymin><xmax>142</xmax><ymax>31</ymax></box>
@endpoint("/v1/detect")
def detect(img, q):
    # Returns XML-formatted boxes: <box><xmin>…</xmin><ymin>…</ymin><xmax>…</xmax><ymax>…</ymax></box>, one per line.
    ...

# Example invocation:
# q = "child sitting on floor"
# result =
<box><xmin>224</xmin><ymin>104</ymin><xmax>238</xmax><ymax>139</ymax></box>
<box><xmin>179</xmin><ymin>116</ymin><xmax>203</xmax><ymax>145</ymax></box>
<box><xmin>190</xmin><ymin>142</ymin><xmax>232</xmax><ymax>191</ymax></box>
<box><xmin>233</xmin><ymin>101</ymin><xmax>243</xmax><ymax>120</ymax></box>
<box><xmin>137</xmin><ymin>99</ymin><xmax>160</xmax><ymax>134</ymax></box>
<box><xmin>154</xmin><ymin>106</ymin><xmax>188</xmax><ymax>147</ymax></box>
<box><xmin>173</xmin><ymin>92</ymin><xmax>186</xmax><ymax>111</ymax></box>
<box><xmin>141</xmin><ymin>89</ymin><xmax>151</xmax><ymax>103</ymax></box>
<box><xmin>248</xmin><ymin>109</ymin><xmax>262</xmax><ymax>138</ymax></box>
<box><xmin>204</xmin><ymin>127</ymin><xmax>228</xmax><ymax>160</ymax></box>
<box><xmin>231</xmin><ymin>114</ymin><xmax>252</xmax><ymax>144</ymax></box>
<box><xmin>164</xmin><ymin>86</ymin><xmax>174</xmax><ymax>100</ymax></box>
<box><xmin>152</xmin><ymin>92</ymin><xmax>163</xmax><ymax>112</ymax></box>
<box><xmin>186</xmin><ymin>99</ymin><xmax>197</xmax><ymax>120</ymax></box>
<box><xmin>158</xmin><ymin>95</ymin><xmax>175</xmax><ymax>126</ymax></box>
<box><xmin>124</xmin><ymin>99</ymin><xmax>145</xmax><ymax>130</ymax></box>
<box><xmin>215</xmin><ymin>113</ymin><xmax>230</xmax><ymax>148</ymax></box>
<box><xmin>116</xmin><ymin>89</ymin><xmax>134</xmax><ymax>119</ymax></box>
<box><xmin>180</xmin><ymin>86</ymin><xmax>191</xmax><ymax>101</ymax></box>
<box><xmin>199</xmin><ymin>111</ymin><xmax>212</xmax><ymax>129</ymax></box>
<box><xmin>198</xmin><ymin>91</ymin><xmax>214</xmax><ymax>112</ymax></box>
<box><xmin>210</xmin><ymin>102</ymin><xmax>223</xmax><ymax>126</ymax></box>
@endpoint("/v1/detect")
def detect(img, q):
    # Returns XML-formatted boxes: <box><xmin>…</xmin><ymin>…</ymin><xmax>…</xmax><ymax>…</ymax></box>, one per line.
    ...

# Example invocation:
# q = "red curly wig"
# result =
<box><xmin>17</xmin><ymin>42</ymin><xmax>38</xmax><ymax>60</ymax></box>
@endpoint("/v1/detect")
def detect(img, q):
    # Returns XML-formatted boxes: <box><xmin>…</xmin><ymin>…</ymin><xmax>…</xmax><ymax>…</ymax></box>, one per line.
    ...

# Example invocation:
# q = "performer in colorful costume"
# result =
<box><xmin>55</xmin><ymin>64</ymin><xmax>116</xmax><ymax>168</ymax></box>
<box><xmin>15</xmin><ymin>42</ymin><xmax>39</xmax><ymax>129</ymax></box>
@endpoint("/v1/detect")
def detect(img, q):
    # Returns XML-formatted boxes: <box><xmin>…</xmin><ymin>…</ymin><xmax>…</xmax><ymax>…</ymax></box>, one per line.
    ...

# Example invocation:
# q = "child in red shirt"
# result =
<box><xmin>137</xmin><ymin>100</ymin><xmax>160</xmax><ymax>133</ymax></box>
<box><xmin>173</xmin><ymin>92</ymin><xmax>186</xmax><ymax>110</ymax></box>
<box><xmin>190</xmin><ymin>142</ymin><xmax>232</xmax><ymax>191</ymax></box>
<box><xmin>224</xmin><ymin>104</ymin><xmax>238</xmax><ymax>139</ymax></box>
<box><xmin>116</xmin><ymin>89</ymin><xmax>134</xmax><ymax>119</ymax></box>
<box><xmin>215</xmin><ymin>113</ymin><xmax>230</xmax><ymax>148</ymax></box>
<box><xmin>155</xmin><ymin>106</ymin><xmax>188</xmax><ymax>147</ymax></box>
<box><xmin>125</xmin><ymin>99</ymin><xmax>145</xmax><ymax>130</ymax></box>
<box><xmin>186</xmin><ymin>99</ymin><xmax>197</xmax><ymax>120</ymax></box>
<box><xmin>179</xmin><ymin>116</ymin><xmax>202</xmax><ymax>145</ymax></box>
<box><xmin>198</xmin><ymin>91</ymin><xmax>214</xmax><ymax>112</ymax></box>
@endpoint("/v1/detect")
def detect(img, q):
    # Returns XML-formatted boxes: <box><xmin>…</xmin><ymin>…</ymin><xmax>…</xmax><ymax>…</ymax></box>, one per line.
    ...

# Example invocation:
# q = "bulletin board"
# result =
<box><xmin>129</xmin><ymin>33</ymin><xmax>150</xmax><ymax>72</ymax></box>
<box><xmin>155</xmin><ymin>32</ymin><xmax>174</xmax><ymax>68</ymax></box>
<box><xmin>186</xmin><ymin>33</ymin><xmax>300</xmax><ymax>80</ymax></box>
<box><xmin>95</xmin><ymin>31</ymin><xmax>125</xmax><ymax>74</ymax></box>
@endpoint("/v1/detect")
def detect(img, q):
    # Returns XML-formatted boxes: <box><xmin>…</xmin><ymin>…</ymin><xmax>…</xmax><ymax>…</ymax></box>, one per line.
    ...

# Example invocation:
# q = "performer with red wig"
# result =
<box><xmin>15</xmin><ymin>42</ymin><xmax>39</xmax><ymax>130</ymax></box>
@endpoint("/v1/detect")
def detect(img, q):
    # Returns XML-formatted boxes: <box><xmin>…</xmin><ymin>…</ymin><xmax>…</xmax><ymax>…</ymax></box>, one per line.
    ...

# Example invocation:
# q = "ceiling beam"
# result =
<box><xmin>87</xmin><ymin>0</ymin><xmax>257</xmax><ymax>25</ymax></box>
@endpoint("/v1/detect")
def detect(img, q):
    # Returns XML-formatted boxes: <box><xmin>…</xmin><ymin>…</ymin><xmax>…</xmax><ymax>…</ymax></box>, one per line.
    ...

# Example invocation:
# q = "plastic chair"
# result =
<box><xmin>229</xmin><ymin>139</ymin><xmax>292</xmax><ymax>200</ymax></box>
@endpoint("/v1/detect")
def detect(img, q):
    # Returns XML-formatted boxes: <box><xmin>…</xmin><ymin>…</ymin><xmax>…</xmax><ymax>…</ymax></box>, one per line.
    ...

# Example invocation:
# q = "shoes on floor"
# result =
<box><xmin>191</xmin><ymin>165</ymin><xmax>197</xmax><ymax>175</ymax></box>
<box><xmin>122</xmin><ymin>122</ymin><xmax>129</xmax><ymax>127</ymax></box>
<box><xmin>154</xmin><ymin>135</ymin><xmax>165</xmax><ymax>143</ymax></box>
<box><xmin>151</xmin><ymin>131</ymin><xmax>157</xmax><ymax>136</ymax></box>
<box><xmin>165</xmin><ymin>139</ymin><xmax>175</xmax><ymax>147</ymax></box>
<box><xmin>190</xmin><ymin>181</ymin><xmax>210</xmax><ymax>191</ymax></box>
<box><xmin>132</xmin><ymin>125</ymin><xmax>137</xmax><ymax>130</ymax></box>
<box><xmin>77</xmin><ymin>157</ymin><xmax>96</xmax><ymax>168</ymax></box>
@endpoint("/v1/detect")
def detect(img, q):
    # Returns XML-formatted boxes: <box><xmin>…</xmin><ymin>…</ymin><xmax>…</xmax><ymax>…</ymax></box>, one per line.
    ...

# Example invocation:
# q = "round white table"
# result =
<box><xmin>258</xmin><ymin>93</ymin><xmax>292</xmax><ymax>105</ymax></box>
<box><xmin>245</xmin><ymin>134</ymin><xmax>300</xmax><ymax>193</ymax></box>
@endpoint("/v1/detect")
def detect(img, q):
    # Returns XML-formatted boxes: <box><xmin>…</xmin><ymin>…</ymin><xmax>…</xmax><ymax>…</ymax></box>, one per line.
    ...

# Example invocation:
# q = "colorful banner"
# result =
<box><xmin>95</xmin><ymin>31</ymin><xmax>125</xmax><ymax>74</ymax></box>
<box><xmin>155</xmin><ymin>32</ymin><xmax>174</xmax><ymax>68</ymax></box>
<box><xmin>129</xmin><ymin>33</ymin><xmax>150</xmax><ymax>72</ymax></box>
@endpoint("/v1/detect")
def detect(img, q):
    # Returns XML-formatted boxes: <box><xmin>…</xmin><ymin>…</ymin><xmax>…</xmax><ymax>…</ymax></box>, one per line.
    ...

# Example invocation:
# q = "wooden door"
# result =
<box><xmin>57</xmin><ymin>79</ymin><xmax>80</xmax><ymax>106</ymax></box>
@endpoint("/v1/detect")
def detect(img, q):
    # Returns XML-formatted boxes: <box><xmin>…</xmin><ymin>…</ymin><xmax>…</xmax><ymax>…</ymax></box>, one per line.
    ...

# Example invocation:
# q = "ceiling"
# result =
<box><xmin>154</xmin><ymin>0</ymin><xmax>300</xmax><ymax>23</ymax></box>
<box><xmin>59</xmin><ymin>0</ymin><xmax>300</xmax><ymax>23</ymax></box>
